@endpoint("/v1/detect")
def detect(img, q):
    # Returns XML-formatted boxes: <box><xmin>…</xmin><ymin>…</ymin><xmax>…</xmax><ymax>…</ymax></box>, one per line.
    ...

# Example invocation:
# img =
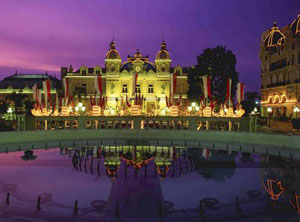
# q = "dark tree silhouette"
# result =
<box><xmin>0</xmin><ymin>100</ymin><xmax>8</xmax><ymax>114</ymax></box>
<box><xmin>188</xmin><ymin>46</ymin><xmax>239</xmax><ymax>103</ymax></box>
<box><xmin>241</xmin><ymin>92</ymin><xmax>260</xmax><ymax>116</ymax></box>
<box><xmin>6</xmin><ymin>91</ymin><xmax>30</xmax><ymax>114</ymax></box>
<box><xmin>188</xmin><ymin>149</ymin><xmax>237</xmax><ymax>182</ymax></box>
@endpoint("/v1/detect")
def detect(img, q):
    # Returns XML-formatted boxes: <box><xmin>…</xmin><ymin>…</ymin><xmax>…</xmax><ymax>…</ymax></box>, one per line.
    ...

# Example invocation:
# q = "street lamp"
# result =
<box><xmin>7</xmin><ymin>107</ymin><xmax>13</xmax><ymax>120</ymax></box>
<box><xmin>75</xmin><ymin>102</ymin><xmax>86</xmax><ymax>115</ymax></box>
<box><xmin>293</xmin><ymin>106</ymin><xmax>300</xmax><ymax>119</ymax></box>
<box><xmin>188</xmin><ymin>103</ymin><xmax>200</xmax><ymax>116</ymax></box>
<box><xmin>251</xmin><ymin>107</ymin><xmax>258</xmax><ymax>115</ymax></box>
<box><xmin>108</xmin><ymin>107</ymin><xmax>115</xmax><ymax>116</ymax></box>
<box><xmin>267</xmin><ymin>107</ymin><xmax>272</xmax><ymax>128</ymax></box>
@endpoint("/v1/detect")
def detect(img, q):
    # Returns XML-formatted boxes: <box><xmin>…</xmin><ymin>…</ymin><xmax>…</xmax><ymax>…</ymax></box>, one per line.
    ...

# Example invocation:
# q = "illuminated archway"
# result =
<box><xmin>280</xmin><ymin>94</ymin><xmax>287</xmax><ymax>103</ymax></box>
<box><xmin>273</xmin><ymin>95</ymin><xmax>280</xmax><ymax>104</ymax></box>
<box><xmin>267</xmin><ymin>96</ymin><xmax>273</xmax><ymax>104</ymax></box>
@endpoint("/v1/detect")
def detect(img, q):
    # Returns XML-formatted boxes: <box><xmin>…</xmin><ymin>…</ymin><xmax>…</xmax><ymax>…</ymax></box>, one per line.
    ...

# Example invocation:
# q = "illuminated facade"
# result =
<box><xmin>0</xmin><ymin>73</ymin><xmax>59</xmax><ymax>112</ymax></box>
<box><xmin>61</xmin><ymin>40</ymin><xmax>189</xmax><ymax>115</ymax></box>
<box><xmin>260</xmin><ymin>15</ymin><xmax>300</xmax><ymax>118</ymax></box>
<box><xmin>0</xmin><ymin>73</ymin><xmax>59</xmax><ymax>99</ymax></box>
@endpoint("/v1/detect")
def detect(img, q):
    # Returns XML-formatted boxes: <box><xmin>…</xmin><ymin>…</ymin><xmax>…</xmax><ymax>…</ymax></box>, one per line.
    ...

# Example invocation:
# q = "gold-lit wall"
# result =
<box><xmin>260</xmin><ymin>18</ymin><xmax>300</xmax><ymax>118</ymax></box>
<box><xmin>63</xmin><ymin>43</ymin><xmax>189</xmax><ymax>113</ymax></box>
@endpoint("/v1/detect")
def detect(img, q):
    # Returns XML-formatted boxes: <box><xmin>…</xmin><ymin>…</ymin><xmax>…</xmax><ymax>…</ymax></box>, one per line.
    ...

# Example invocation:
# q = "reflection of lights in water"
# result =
<box><xmin>263</xmin><ymin>179</ymin><xmax>285</xmax><ymax>200</ymax></box>
<box><xmin>290</xmin><ymin>194</ymin><xmax>300</xmax><ymax>214</ymax></box>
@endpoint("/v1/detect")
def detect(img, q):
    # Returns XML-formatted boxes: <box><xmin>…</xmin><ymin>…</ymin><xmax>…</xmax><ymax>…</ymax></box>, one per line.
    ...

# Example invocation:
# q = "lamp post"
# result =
<box><xmin>75</xmin><ymin>102</ymin><xmax>86</xmax><ymax>115</ymax></box>
<box><xmin>108</xmin><ymin>107</ymin><xmax>115</xmax><ymax>116</ymax></box>
<box><xmin>7</xmin><ymin>107</ymin><xmax>13</xmax><ymax>120</ymax></box>
<box><xmin>293</xmin><ymin>106</ymin><xmax>300</xmax><ymax>119</ymax></box>
<box><xmin>267</xmin><ymin>107</ymin><xmax>272</xmax><ymax>128</ymax></box>
<box><xmin>251</xmin><ymin>107</ymin><xmax>259</xmax><ymax>115</ymax></box>
<box><xmin>188</xmin><ymin>102</ymin><xmax>200</xmax><ymax>116</ymax></box>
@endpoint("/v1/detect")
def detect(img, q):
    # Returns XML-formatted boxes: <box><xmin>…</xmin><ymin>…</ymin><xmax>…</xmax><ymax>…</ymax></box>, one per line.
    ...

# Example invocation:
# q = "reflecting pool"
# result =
<box><xmin>0</xmin><ymin>145</ymin><xmax>299</xmax><ymax>221</ymax></box>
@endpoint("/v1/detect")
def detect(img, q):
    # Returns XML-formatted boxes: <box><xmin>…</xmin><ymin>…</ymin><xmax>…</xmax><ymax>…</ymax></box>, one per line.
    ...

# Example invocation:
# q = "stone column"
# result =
<box><xmin>188</xmin><ymin>117</ymin><xmax>198</xmax><ymax>130</ymax></box>
<box><xmin>206</xmin><ymin>120</ymin><xmax>210</xmax><ymax>130</ymax></box>
<box><xmin>78</xmin><ymin>117</ymin><xmax>85</xmax><ymax>130</ymax></box>
<box><xmin>228</xmin><ymin>121</ymin><xmax>232</xmax><ymax>131</ymax></box>
<box><xmin>133</xmin><ymin>117</ymin><xmax>141</xmax><ymax>130</ymax></box>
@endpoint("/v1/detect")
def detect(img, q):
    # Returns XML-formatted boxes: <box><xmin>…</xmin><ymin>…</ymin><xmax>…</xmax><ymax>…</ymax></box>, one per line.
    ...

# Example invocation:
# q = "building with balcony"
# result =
<box><xmin>260</xmin><ymin>15</ymin><xmax>300</xmax><ymax>118</ymax></box>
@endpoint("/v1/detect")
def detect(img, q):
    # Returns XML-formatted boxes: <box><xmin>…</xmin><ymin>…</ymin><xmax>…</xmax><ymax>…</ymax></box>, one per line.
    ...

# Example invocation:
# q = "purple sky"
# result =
<box><xmin>0</xmin><ymin>0</ymin><xmax>299</xmax><ymax>92</ymax></box>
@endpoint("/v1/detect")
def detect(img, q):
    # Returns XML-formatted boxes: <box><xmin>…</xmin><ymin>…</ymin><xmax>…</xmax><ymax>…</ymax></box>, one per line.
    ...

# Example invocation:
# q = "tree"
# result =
<box><xmin>5</xmin><ymin>91</ymin><xmax>29</xmax><ymax>114</ymax></box>
<box><xmin>241</xmin><ymin>92</ymin><xmax>260</xmax><ymax>116</ymax></box>
<box><xmin>188</xmin><ymin>149</ymin><xmax>237</xmax><ymax>182</ymax></box>
<box><xmin>188</xmin><ymin>46</ymin><xmax>239</xmax><ymax>104</ymax></box>
<box><xmin>0</xmin><ymin>100</ymin><xmax>8</xmax><ymax>114</ymax></box>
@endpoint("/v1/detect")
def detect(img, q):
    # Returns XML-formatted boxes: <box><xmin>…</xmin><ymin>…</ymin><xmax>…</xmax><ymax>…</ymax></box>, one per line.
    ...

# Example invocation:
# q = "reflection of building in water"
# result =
<box><xmin>62</xmin><ymin>145</ymin><xmax>191</xmax><ymax>218</ymax></box>
<box><xmin>258</xmin><ymin>154</ymin><xmax>300</xmax><ymax>202</ymax></box>
<box><xmin>104</xmin><ymin>147</ymin><xmax>121</xmax><ymax>180</ymax></box>
<box><xmin>63</xmin><ymin>146</ymin><xmax>190</xmax><ymax>180</ymax></box>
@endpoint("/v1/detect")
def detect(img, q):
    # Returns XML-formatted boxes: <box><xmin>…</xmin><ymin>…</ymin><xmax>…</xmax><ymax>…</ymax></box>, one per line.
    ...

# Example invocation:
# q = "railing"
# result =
<box><xmin>266</xmin><ymin>81</ymin><xmax>288</xmax><ymax>88</ymax></box>
<box><xmin>30</xmin><ymin>116</ymin><xmax>251</xmax><ymax>132</ymax></box>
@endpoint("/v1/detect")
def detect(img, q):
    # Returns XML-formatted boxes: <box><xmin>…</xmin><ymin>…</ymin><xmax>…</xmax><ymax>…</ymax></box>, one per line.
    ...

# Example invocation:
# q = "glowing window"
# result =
<box><xmin>136</xmin><ymin>84</ymin><xmax>141</xmax><ymax>93</ymax></box>
<box><xmin>122</xmin><ymin>84</ymin><xmax>128</xmax><ymax>93</ymax></box>
<box><xmin>148</xmin><ymin>84</ymin><xmax>154</xmax><ymax>93</ymax></box>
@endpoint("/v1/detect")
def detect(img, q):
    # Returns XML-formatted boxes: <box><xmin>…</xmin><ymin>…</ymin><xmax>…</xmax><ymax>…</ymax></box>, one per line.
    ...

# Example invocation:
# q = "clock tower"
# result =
<box><xmin>155</xmin><ymin>40</ymin><xmax>171</xmax><ymax>74</ymax></box>
<box><xmin>105</xmin><ymin>41</ymin><xmax>121</xmax><ymax>74</ymax></box>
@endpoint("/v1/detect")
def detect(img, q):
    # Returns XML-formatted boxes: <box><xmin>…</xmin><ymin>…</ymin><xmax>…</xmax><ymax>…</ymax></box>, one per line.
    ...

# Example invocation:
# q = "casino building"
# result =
<box><xmin>61</xmin><ymin>40</ymin><xmax>189</xmax><ymax>115</ymax></box>
<box><xmin>260</xmin><ymin>15</ymin><xmax>300</xmax><ymax>118</ymax></box>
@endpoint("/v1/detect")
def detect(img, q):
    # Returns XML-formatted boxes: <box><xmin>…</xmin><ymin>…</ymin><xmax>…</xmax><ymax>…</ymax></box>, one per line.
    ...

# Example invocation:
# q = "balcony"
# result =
<box><xmin>266</xmin><ymin>81</ymin><xmax>288</xmax><ymax>88</ymax></box>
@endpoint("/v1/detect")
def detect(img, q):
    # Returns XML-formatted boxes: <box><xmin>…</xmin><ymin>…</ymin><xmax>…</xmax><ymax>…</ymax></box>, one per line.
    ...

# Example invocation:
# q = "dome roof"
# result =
<box><xmin>155</xmin><ymin>40</ymin><xmax>171</xmax><ymax>60</ymax></box>
<box><xmin>264</xmin><ymin>22</ymin><xmax>285</xmax><ymax>47</ymax></box>
<box><xmin>290</xmin><ymin>15</ymin><xmax>300</xmax><ymax>35</ymax></box>
<box><xmin>105</xmin><ymin>41</ymin><xmax>121</xmax><ymax>60</ymax></box>
<box><xmin>120</xmin><ymin>61</ymin><xmax>156</xmax><ymax>73</ymax></box>
<box><xmin>134</xmin><ymin>49</ymin><xmax>142</xmax><ymax>58</ymax></box>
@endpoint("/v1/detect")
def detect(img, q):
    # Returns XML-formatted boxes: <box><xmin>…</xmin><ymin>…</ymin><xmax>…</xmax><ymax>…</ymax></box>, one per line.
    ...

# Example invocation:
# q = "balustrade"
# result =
<box><xmin>30</xmin><ymin>116</ymin><xmax>250</xmax><ymax>132</ymax></box>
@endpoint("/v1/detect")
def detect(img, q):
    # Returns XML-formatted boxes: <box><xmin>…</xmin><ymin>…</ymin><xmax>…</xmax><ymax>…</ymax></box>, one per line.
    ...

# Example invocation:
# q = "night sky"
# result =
<box><xmin>0</xmin><ymin>0</ymin><xmax>299</xmax><ymax>92</ymax></box>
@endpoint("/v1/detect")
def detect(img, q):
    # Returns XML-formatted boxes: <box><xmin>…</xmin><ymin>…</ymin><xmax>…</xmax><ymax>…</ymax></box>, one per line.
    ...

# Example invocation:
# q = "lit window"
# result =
<box><xmin>148</xmin><ymin>84</ymin><xmax>154</xmax><ymax>93</ymax></box>
<box><xmin>122</xmin><ymin>84</ymin><xmax>128</xmax><ymax>93</ymax></box>
<box><xmin>136</xmin><ymin>84</ymin><xmax>141</xmax><ymax>93</ymax></box>
<box><xmin>81</xmin><ymin>84</ymin><xmax>87</xmax><ymax>94</ymax></box>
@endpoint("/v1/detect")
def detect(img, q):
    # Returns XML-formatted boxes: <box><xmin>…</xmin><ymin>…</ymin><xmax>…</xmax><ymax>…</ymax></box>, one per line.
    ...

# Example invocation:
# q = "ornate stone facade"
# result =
<box><xmin>260</xmin><ymin>15</ymin><xmax>300</xmax><ymax>118</ymax></box>
<box><xmin>61</xmin><ymin>41</ymin><xmax>189</xmax><ymax>114</ymax></box>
